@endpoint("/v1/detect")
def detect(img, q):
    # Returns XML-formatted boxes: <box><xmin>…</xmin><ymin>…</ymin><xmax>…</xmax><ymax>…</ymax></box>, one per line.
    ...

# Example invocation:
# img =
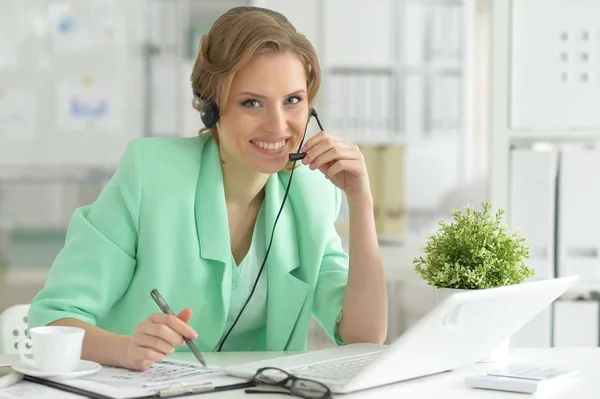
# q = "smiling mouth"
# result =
<box><xmin>250</xmin><ymin>139</ymin><xmax>288</xmax><ymax>150</ymax></box>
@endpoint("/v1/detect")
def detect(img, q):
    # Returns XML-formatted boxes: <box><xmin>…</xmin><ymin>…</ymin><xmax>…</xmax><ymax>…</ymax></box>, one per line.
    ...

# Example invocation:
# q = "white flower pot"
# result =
<box><xmin>434</xmin><ymin>287</ymin><xmax>510</xmax><ymax>363</ymax></box>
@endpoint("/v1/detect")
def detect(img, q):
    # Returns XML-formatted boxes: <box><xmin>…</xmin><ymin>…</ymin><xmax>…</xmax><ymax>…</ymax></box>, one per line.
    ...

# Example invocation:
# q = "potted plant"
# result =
<box><xmin>413</xmin><ymin>202</ymin><xmax>534</xmax><ymax>361</ymax></box>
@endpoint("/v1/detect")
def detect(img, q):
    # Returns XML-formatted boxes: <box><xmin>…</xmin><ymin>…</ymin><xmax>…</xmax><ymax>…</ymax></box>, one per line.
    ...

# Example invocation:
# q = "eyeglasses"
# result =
<box><xmin>245</xmin><ymin>367</ymin><xmax>332</xmax><ymax>399</ymax></box>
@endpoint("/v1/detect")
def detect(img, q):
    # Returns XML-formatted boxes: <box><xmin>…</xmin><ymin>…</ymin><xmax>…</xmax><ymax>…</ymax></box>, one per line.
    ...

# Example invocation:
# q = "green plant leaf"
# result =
<box><xmin>413</xmin><ymin>202</ymin><xmax>535</xmax><ymax>289</ymax></box>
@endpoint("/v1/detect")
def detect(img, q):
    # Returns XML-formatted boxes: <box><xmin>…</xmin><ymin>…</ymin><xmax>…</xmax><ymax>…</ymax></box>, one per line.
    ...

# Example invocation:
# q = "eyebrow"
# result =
<box><xmin>237</xmin><ymin>89</ymin><xmax>306</xmax><ymax>99</ymax></box>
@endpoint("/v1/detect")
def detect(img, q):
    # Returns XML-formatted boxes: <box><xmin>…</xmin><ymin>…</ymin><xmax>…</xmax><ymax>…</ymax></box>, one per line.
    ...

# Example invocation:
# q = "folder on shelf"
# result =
<box><xmin>379</xmin><ymin>145</ymin><xmax>406</xmax><ymax>238</ymax></box>
<box><xmin>553</xmin><ymin>300</ymin><xmax>599</xmax><ymax>347</ymax></box>
<box><xmin>558</xmin><ymin>148</ymin><xmax>600</xmax><ymax>285</ymax></box>
<box><xmin>360</xmin><ymin>145</ymin><xmax>383</xmax><ymax>231</ymax></box>
<box><xmin>403</xmin><ymin>74</ymin><xmax>424</xmax><ymax>139</ymax></box>
<box><xmin>508</xmin><ymin>148</ymin><xmax>558</xmax><ymax>281</ymax></box>
<box><xmin>359</xmin><ymin>145</ymin><xmax>406</xmax><ymax>239</ymax></box>
<box><xmin>401</xmin><ymin>1</ymin><xmax>426</xmax><ymax>65</ymax></box>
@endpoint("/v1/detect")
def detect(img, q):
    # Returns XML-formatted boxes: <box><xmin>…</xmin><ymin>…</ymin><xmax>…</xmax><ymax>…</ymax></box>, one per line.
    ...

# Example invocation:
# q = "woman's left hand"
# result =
<box><xmin>300</xmin><ymin>131</ymin><xmax>372</xmax><ymax>204</ymax></box>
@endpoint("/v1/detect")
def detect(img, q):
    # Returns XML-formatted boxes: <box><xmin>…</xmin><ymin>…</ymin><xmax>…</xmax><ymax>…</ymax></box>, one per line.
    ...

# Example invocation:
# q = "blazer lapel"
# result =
<box><xmin>194</xmin><ymin>138</ymin><xmax>231</xmax><ymax>350</ymax></box>
<box><xmin>264</xmin><ymin>172</ymin><xmax>310</xmax><ymax>350</ymax></box>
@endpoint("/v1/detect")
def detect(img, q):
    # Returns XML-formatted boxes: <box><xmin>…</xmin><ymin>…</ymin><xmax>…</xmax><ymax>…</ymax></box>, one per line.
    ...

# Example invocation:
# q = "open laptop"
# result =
<box><xmin>223</xmin><ymin>275</ymin><xmax>579</xmax><ymax>394</ymax></box>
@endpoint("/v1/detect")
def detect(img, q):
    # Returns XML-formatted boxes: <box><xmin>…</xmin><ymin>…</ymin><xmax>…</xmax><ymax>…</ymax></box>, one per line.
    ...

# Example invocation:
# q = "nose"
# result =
<box><xmin>262</xmin><ymin>106</ymin><xmax>288</xmax><ymax>134</ymax></box>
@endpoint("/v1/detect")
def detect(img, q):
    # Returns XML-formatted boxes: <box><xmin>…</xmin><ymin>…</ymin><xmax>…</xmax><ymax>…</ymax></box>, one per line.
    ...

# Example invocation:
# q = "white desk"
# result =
<box><xmin>171</xmin><ymin>348</ymin><xmax>600</xmax><ymax>398</ymax></box>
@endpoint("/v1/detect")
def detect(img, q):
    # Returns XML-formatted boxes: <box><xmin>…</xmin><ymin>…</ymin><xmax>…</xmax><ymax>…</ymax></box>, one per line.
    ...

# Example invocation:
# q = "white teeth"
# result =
<box><xmin>252</xmin><ymin>140</ymin><xmax>286</xmax><ymax>150</ymax></box>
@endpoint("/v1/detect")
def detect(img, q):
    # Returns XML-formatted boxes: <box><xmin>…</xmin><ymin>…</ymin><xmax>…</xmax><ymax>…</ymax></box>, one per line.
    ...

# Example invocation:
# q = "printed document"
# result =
<box><xmin>0</xmin><ymin>358</ymin><xmax>248</xmax><ymax>399</ymax></box>
<box><xmin>82</xmin><ymin>359</ymin><xmax>224</xmax><ymax>388</ymax></box>
<box><xmin>62</xmin><ymin>359</ymin><xmax>247</xmax><ymax>399</ymax></box>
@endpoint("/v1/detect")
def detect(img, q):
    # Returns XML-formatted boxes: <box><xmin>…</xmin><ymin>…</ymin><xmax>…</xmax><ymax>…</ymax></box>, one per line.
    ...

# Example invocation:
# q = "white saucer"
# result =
<box><xmin>11</xmin><ymin>360</ymin><xmax>101</xmax><ymax>380</ymax></box>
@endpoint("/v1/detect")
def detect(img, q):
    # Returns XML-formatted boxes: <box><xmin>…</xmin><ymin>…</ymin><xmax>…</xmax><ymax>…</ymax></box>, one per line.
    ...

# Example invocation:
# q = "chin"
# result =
<box><xmin>252</xmin><ymin>158</ymin><xmax>289</xmax><ymax>174</ymax></box>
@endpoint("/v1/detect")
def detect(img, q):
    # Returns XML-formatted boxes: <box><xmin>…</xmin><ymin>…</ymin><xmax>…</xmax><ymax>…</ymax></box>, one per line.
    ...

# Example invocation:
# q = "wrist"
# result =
<box><xmin>112</xmin><ymin>334</ymin><xmax>133</xmax><ymax>368</ymax></box>
<box><xmin>347</xmin><ymin>194</ymin><xmax>374</xmax><ymax>210</ymax></box>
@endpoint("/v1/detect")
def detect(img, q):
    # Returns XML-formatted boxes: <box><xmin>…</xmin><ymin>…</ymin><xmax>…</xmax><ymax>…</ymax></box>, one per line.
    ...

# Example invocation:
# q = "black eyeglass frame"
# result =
<box><xmin>244</xmin><ymin>367</ymin><xmax>332</xmax><ymax>399</ymax></box>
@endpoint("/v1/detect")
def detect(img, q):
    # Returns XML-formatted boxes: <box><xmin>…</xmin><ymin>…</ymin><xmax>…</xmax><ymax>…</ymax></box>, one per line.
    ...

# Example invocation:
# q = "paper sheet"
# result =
<box><xmin>0</xmin><ymin>86</ymin><xmax>37</xmax><ymax>139</ymax></box>
<box><xmin>0</xmin><ymin>0</ymin><xmax>25</xmax><ymax>69</ymax></box>
<box><xmin>0</xmin><ymin>381</ymin><xmax>80</xmax><ymax>399</ymax></box>
<box><xmin>0</xmin><ymin>38</ymin><xmax>18</xmax><ymax>70</ymax></box>
<box><xmin>47</xmin><ymin>0</ymin><xmax>117</xmax><ymax>54</ymax></box>
<box><xmin>63</xmin><ymin>359</ymin><xmax>247</xmax><ymax>399</ymax></box>
<box><xmin>56</xmin><ymin>77</ymin><xmax>123</xmax><ymax>131</ymax></box>
<box><xmin>82</xmin><ymin>359</ymin><xmax>223</xmax><ymax>388</ymax></box>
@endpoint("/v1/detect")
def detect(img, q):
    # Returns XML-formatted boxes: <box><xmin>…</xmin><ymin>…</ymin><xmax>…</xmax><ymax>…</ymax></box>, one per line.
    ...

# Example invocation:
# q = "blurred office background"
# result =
<box><xmin>1</xmin><ymin>0</ymin><xmax>599</xmax><ymax>349</ymax></box>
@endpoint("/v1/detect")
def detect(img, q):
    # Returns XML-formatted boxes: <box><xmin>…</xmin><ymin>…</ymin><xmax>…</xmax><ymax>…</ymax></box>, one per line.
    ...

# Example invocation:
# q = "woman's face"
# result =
<box><xmin>216</xmin><ymin>51</ymin><xmax>310</xmax><ymax>174</ymax></box>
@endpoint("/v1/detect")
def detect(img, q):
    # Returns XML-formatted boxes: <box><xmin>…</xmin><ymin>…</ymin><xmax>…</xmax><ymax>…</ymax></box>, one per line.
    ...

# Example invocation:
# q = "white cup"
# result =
<box><xmin>18</xmin><ymin>326</ymin><xmax>85</xmax><ymax>373</ymax></box>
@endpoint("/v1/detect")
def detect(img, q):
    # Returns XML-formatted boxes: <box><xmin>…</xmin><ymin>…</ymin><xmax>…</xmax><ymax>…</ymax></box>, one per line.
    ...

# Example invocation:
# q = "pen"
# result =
<box><xmin>150</xmin><ymin>289</ymin><xmax>207</xmax><ymax>367</ymax></box>
<box><xmin>156</xmin><ymin>381</ymin><xmax>214</xmax><ymax>398</ymax></box>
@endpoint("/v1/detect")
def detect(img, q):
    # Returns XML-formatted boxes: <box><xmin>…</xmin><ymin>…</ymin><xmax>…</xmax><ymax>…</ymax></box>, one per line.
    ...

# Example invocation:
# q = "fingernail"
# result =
<box><xmin>301</xmin><ymin>145</ymin><xmax>306</xmax><ymax>152</ymax></box>
<box><xmin>191</xmin><ymin>331</ymin><xmax>198</xmax><ymax>339</ymax></box>
<box><xmin>310</xmin><ymin>162</ymin><xmax>315</xmax><ymax>170</ymax></box>
<box><xmin>302</xmin><ymin>157</ymin><xmax>309</xmax><ymax>165</ymax></box>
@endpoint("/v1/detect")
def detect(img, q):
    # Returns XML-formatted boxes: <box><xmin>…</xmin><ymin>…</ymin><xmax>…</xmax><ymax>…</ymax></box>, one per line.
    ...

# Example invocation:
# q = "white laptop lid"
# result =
<box><xmin>344</xmin><ymin>275</ymin><xmax>579</xmax><ymax>392</ymax></box>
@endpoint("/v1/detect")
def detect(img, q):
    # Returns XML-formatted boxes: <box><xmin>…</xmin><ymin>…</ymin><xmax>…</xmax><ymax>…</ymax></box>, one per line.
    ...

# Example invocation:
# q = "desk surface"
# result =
<box><xmin>172</xmin><ymin>348</ymin><xmax>600</xmax><ymax>398</ymax></box>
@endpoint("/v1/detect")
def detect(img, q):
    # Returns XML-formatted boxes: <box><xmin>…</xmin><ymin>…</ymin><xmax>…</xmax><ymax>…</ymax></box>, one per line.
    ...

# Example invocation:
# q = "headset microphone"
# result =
<box><xmin>288</xmin><ymin>108</ymin><xmax>323</xmax><ymax>162</ymax></box>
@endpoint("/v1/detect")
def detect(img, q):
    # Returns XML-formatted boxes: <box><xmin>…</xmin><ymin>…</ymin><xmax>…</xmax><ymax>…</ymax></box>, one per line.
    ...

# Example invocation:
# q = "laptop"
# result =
<box><xmin>223</xmin><ymin>275</ymin><xmax>579</xmax><ymax>394</ymax></box>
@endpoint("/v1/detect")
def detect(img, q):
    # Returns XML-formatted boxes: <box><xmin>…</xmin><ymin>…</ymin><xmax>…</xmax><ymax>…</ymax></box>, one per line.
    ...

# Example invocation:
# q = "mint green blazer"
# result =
<box><xmin>28</xmin><ymin>136</ymin><xmax>349</xmax><ymax>351</ymax></box>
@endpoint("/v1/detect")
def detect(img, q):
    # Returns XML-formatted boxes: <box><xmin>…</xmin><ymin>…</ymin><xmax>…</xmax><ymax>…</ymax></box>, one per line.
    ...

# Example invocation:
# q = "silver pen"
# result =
<box><xmin>150</xmin><ymin>289</ymin><xmax>207</xmax><ymax>367</ymax></box>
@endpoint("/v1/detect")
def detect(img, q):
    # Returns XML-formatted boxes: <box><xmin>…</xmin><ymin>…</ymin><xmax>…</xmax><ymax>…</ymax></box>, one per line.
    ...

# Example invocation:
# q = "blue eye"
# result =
<box><xmin>285</xmin><ymin>96</ymin><xmax>302</xmax><ymax>105</ymax></box>
<box><xmin>241</xmin><ymin>99</ymin><xmax>261</xmax><ymax>108</ymax></box>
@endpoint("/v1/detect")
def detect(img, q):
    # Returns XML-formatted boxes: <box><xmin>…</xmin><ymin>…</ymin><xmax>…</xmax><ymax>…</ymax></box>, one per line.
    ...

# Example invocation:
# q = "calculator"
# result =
<box><xmin>465</xmin><ymin>364</ymin><xmax>579</xmax><ymax>394</ymax></box>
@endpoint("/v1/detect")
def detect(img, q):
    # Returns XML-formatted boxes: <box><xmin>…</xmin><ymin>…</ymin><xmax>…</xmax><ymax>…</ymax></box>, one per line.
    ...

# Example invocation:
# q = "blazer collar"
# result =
<box><xmin>264</xmin><ymin>171</ymin><xmax>310</xmax><ymax>350</ymax></box>
<box><xmin>195</xmin><ymin>138</ymin><xmax>230</xmax><ymax>265</ymax></box>
<box><xmin>264</xmin><ymin>172</ymin><xmax>300</xmax><ymax>274</ymax></box>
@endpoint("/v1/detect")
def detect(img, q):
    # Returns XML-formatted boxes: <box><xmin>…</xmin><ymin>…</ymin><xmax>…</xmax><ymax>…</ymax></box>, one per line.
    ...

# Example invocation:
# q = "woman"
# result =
<box><xmin>28</xmin><ymin>6</ymin><xmax>387</xmax><ymax>372</ymax></box>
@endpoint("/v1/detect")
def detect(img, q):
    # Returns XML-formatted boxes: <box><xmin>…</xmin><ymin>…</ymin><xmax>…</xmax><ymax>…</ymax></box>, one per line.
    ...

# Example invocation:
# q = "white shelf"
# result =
<box><xmin>508</xmin><ymin>130</ymin><xmax>600</xmax><ymax>142</ymax></box>
<box><xmin>4</xmin><ymin>269</ymin><xmax>50</xmax><ymax>286</ymax></box>
<box><xmin>323</xmin><ymin>64</ymin><xmax>463</xmax><ymax>75</ymax></box>
<box><xmin>352</xmin><ymin>135</ymin><xmax>408</xmax><ymax>146</ymax></box>
<box><xmin>323</xmin><ymin>65</ymin><xmax>394</xmax><ymax>73</ymax></box>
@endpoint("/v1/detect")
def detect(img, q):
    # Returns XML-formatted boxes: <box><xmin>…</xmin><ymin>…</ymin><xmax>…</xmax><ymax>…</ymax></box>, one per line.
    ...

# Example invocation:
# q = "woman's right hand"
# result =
<box><xmin>125</xmin><ymin>308</ymin><xmax>198</xmax><ymax>371</ymax></box>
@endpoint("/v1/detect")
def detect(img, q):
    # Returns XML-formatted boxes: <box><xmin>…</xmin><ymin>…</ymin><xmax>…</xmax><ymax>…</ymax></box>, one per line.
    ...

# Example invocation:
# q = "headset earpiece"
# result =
<box><xmin>193</xmin><ymin>90</ymin><xmax>220</xmax><ymax>128</ymax></box>
<box><xmin>200</xmin><ymin>102</ymin><xmax>220</xmax><ymax>128</ymax></box>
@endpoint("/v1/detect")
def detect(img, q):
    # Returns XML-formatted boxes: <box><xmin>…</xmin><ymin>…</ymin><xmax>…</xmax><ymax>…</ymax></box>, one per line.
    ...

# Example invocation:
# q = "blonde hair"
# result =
<box><xmin>190</xmin><ymin>6</ymin><xmax>321</xmax><ymax>171</ymax></box>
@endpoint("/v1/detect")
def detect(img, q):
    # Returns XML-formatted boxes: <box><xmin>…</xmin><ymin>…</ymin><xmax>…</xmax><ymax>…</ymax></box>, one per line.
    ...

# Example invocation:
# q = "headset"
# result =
<box><xmin>193</xmin><ymin>91</ymin><xmax>220</xmax><ymax>129</ymax></box>
<box><xmin>192</xmin><ymin>90</ymin><xmax>325</xmax><ymax>350</ymax></box>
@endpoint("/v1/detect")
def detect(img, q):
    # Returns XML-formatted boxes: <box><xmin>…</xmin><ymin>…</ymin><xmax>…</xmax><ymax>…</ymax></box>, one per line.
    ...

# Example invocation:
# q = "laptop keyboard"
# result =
<box><xmin>289</xmin><ymin>352</ymin><xmax>382</xmax><ymax>381</ymax></box>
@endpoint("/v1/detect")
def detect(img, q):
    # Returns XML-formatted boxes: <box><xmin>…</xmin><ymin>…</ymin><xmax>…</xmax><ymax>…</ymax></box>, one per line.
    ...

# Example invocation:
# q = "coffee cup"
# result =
<box><xmin>18</xmin><ymin>326</ymin><xmax>85</xmax><ymax>373</ymax></box>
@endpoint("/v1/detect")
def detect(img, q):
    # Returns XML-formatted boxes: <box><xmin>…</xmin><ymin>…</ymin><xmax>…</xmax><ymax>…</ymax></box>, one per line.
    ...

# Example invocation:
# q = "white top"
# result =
<box><xmin>218</xmin><ymin>202</ymin><xmax>268</xmax><ymax>350</ymax></box>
